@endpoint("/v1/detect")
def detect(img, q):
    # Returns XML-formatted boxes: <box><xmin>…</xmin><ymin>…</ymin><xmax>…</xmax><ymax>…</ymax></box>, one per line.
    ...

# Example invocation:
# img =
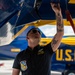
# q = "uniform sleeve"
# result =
<box><xmin>12</xmin><ymin>54</ymin><xmax>21</xmax><ymax>70</ymax></box>
<box><xmin>44</xmin><ymin>42</ymin><xmax>55</xmax><ymax>55</ymax></box>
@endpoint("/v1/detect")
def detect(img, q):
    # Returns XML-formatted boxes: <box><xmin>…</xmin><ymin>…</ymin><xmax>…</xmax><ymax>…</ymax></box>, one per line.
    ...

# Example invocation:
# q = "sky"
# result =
<box><xmin>39</xmin><ymin>24</ymin><xmax>75</xmax><ymax>36</ymax></box>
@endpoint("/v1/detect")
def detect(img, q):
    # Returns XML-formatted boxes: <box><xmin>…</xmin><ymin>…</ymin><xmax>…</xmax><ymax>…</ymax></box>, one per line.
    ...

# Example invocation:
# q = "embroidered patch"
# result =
<box><xmin>38</xmin><ymin>49</ymin><xmax>44</xmax><ymax>55</ymax></box>
<box><xmin>20</xmin><ymin>60</ymin><xmax>27</xmax><ymax>71</ymax></box>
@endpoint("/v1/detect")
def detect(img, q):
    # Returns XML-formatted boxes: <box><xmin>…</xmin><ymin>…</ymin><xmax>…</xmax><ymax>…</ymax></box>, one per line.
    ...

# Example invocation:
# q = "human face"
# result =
<box><xmin>27</xmin><ymin>29</ymin><xmax>41</xmax><ymax>42</ymax></box>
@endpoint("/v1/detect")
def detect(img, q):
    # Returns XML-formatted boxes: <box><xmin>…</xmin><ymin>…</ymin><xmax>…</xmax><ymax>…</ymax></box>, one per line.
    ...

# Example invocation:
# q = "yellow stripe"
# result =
<box><xmin>26</xmin><ymin>20</ymin><xmax>75</xmax><ymax>26</ymax></box>
<box><xmin>11</xmin><ymin>48</ymin><xmax>20</xmax><ymax>52</ymax></box>
<box><xmin>12</xmin><ymin>25</ymin><xmax>29</xmax><ymax>40</ymax></box>
<box><xmin>40</xmin><ymin>37</ymin><xmax>75</xmax><ymax>46</ymax></box>
<box><xmin>68</xmin><ymin>0</ymin><xmax>75</xmax><ymax>4</ymax></box>
<box><xmin>62</xmin><ymin>37</ymin><xmax>75</xmax><ymax>45</ymax></box>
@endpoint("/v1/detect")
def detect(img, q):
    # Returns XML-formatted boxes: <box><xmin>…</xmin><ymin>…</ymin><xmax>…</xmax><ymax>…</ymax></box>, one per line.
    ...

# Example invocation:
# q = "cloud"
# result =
<box><xmin>39</xmin><ymin>25</ymin><xmax>74</xmax><ymax>36</ymax></box>
<box><xmin>64</xmin><ymin>26</ymin><xmax>74</xmax><ymax>35</ymax></box>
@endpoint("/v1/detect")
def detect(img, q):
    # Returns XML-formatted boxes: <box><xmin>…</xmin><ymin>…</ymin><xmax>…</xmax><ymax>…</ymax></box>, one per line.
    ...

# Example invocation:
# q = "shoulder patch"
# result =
<box><xmin>20</xmin><ymin>60</ymin><xmax>27</xmax><ymax>71</ymax></box>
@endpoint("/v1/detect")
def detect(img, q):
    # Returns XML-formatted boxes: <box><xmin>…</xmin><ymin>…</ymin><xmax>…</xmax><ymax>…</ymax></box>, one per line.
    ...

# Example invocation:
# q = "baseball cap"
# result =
<box><xmin>24</xmin><ymin>26</ymin><xmax>38</xmax><ymax>37</ymax></box>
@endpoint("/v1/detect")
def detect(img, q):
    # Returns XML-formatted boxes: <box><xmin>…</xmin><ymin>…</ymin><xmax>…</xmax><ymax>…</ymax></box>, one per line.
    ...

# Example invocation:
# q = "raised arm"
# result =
<box><xmin>50</xmin><ymin>3</ymin><xmax>64</xmax><ymax>52</ymax></box>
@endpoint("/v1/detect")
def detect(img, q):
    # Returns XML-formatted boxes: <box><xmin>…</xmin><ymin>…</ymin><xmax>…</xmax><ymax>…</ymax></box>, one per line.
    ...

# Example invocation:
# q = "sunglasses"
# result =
<box><xmin>31</xmin><ymin>29</ymin><xmax>41</xmax><ymax>34</ymax></box>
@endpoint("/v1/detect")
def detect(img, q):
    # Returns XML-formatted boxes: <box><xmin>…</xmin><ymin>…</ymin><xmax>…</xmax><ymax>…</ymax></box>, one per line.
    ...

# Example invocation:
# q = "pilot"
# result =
<box><xmin>12</xmin><ymin>3</ymin><xmax>64</xmax><ymax>75</ymax></box>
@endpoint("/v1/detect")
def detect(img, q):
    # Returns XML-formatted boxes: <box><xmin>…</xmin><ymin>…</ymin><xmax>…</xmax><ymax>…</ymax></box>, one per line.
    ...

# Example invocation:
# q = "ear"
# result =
<box><xmin>26</xmin><ymin>36</ymin><xmax>29</xmax><ymax>40</ymax></box>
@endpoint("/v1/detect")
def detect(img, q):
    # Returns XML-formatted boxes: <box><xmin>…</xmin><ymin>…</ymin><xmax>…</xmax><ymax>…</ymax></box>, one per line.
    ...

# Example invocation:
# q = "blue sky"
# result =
<box><xmin>39</xmin><ymin>24</ymin><xmax>74</xmax><ymax>36</ymax></box>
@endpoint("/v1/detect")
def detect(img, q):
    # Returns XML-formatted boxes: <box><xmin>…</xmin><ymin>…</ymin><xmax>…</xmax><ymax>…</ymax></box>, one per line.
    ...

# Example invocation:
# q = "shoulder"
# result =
<box><xmin>18</xmin><ymin>50</ymin><xmax>25</xmax><ymax>55</ymax></box>
<box><xmin>40</xmin><ymin>43</ymin><xmax>52</xmax><ymax>50</ymax></box>
<box><xmin>44</xmin><ymin>43</ymin><xmax>52</xmax><ymax>49</ymax></box>
<box><xmin>16</xmin><ymin>49</ymin><xmax>27</xmax><ymax>58</ymax></box>
<box><xmin>43</xmin><ymin>43</ymin><xmax>55</xmax><ymax>54</ymax></box>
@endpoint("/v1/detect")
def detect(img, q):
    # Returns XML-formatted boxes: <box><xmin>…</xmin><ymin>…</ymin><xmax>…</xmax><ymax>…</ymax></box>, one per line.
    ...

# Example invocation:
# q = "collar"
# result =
<box><xmin>27</xmin><ymin>45</ymin><xmax>40</xmax><ymax>52</ymax></box>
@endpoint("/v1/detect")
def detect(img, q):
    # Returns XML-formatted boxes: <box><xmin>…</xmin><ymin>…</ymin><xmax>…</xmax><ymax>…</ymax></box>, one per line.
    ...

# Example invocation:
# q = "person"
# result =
<box><xmin>12</xmin><ymin>3</ymin><xmax>64</xmax><ymax>75</ymax></box>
